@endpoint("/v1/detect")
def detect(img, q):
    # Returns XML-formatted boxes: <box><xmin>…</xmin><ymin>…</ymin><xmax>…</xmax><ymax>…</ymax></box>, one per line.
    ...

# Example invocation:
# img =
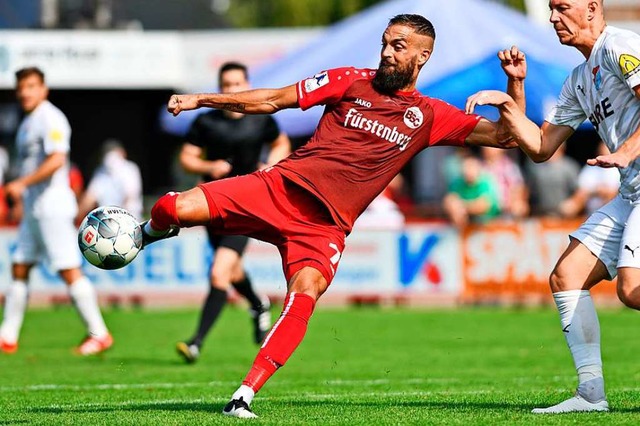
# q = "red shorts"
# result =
<box><xmin>198</xmin><ymin>168</ymin><xmax>346</xmax><ymax>285</ymax></box>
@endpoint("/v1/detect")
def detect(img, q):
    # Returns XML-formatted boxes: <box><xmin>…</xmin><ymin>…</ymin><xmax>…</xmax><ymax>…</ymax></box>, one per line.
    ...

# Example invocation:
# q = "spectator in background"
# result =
<box><xmin>68</xmin><ymin>162</ymin><xmax>85</xmax><ymax>201</ymax></box>
<box><xmin>76</xmin><ymin>140</ymin><xmax>143</xmax><ymax>222</ymax></box>
<box><xmin>559</xmin><ymin>141</ymin><xmax>620</xmax><ymax>218</ymax></box>
<box><xmin>480</xmin><ymin>146</ymin><xmax>529</xmax><ymax>219</ymax></box>
<box><xmin>0</xmin><ymin>145</ymin><xmax>9</xmax><ymax>224</ymax></box>
<box><xmin>443</xmin><ymin>153</ymin><xmax>501</xmax><ymax>228</ymax></box>
<box><xmin>525</xmin><ymin>143</ymin><xmax>580</xmax><ymax>218</ymax></box>
<box><xmin>353</xmin><ymin>174</ymin><xmax>405</xmax><ymax>230</ymax></box>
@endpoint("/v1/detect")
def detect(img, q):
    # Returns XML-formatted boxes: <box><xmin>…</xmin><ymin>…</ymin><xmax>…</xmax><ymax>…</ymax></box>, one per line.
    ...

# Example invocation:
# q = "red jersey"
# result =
<box><xmin>275</xmin><ymin>67</ymin><xmax>482</xmax><ymax>233</ymax></box>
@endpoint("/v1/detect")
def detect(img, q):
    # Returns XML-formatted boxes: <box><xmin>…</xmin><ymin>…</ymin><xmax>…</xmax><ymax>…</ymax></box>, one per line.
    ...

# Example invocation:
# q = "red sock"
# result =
<box><xmin>242</xmin><ymin>292</ymin><xmax>316</xmax><ymax>392</ymax></box>
<box><xmin>150</xmin><ymin>192</ymin><xmax>181</xmax><ymax>231</ymax></box>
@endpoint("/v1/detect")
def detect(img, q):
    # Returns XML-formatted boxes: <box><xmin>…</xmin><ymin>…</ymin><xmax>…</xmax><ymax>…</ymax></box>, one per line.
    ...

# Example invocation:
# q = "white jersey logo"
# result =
<box><xmin>343</xmin><ymin>108</ymin><xmax>412</xmax><ymax>151</ymax></box>
<box><xmin>404</xmin><ymin>107</ymin><xmax>423</xmax><ymax>129</ymax></box>
<box><xmin>354</xmin><ymin>98</ymin><xmax>372</xmax><ymax>108</ymax></box>
<box><xmin>304</xmin><ymin>71</ymin><xmax>329</xmax><ymax>92</ymax></box>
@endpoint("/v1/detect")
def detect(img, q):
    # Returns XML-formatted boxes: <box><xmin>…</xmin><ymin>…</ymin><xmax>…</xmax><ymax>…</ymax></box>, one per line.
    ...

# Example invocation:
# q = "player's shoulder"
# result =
<box><xmin>601</xmin><ymin>25</ymin><xmax>640</xmax><ymax>47</ymax></box>
<box><xmin>311</xmin><ymin>66</ymin><xmax>376</xmax><ymax>86</ymax></box>
<box><xmin>38</xmin><ymin>101</ymin><xmax>70</xmax><ymax>127</ymax></box>
<box><xmin>340</xmin><ymin>67</ymin><xmax>376</xmax><ymax>85</ymax></box>
<box><xmin>599</xmin><ymin>26</ymin><xmax>640</xmax><ymax>62</ymax></box>
<box><xmin>39</xmin><ymin>100</ymin><xmax>67</xmax><ymax>119</ymax></box>
<box><xmin>414</xmin><ymin>93</ymin><xmax>453</xmax><ymax>110</ymax></box>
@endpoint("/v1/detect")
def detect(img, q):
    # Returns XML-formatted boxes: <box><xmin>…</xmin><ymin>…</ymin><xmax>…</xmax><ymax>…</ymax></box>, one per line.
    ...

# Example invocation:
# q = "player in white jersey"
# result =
<box><xmin>466</xmin><ymin>0</ymin><xmax>640</xmax><ymax>414</ymax></box>
<box><xmin>77</xmin><ymin>139</ymin><xmax>143</xmax><ymax>221</ymax></box>
<box><xmin>0</xmin><ymin>67</ymin><xmax>113</xmax><ymax>355</ymax></box>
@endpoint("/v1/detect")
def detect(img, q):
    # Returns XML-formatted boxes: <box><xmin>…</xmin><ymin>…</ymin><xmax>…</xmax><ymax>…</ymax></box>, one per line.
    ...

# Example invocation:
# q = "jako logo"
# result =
<box><xmin>344</xmin><ymin>108</ymin><xmax>412</xmax><ymax>151</ymax></box>
<box><xmin>404</xmin><ymin>107</ymin><xmax>423</xmax><ymax>129</ymax></box>
<box><xmin>354</xmin><ymin>98</ymin><xmax>372</xmax><ymax>108</ymax></box>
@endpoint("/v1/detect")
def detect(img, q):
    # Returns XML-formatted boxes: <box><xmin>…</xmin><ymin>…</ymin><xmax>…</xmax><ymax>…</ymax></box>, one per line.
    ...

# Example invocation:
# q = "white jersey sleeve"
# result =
<box><xmin>545</xmin><ymin>72</ymin><xmax>587</xmax><ymax>129</ymax></box>
<box><xmin>42</xmin><ymin>106</ymin><xmax>71</xmax><ymax>154</ymax></box>
<box><xmin>606</xmin><ymin>30</ymin><xmax>640</xmax><ymax>91</ymax></box>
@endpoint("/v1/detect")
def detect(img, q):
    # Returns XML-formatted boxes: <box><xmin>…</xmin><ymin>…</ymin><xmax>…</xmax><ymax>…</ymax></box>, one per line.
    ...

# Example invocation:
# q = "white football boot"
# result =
<box><xmin>532</xmin><ymin>378</ymin><xmax>609</xmax><ymax>414</ymax></box>
<box><xmin>222</xmin><ymin>397</ymin><xmax>258</xmax><ymax>418</ymax></box>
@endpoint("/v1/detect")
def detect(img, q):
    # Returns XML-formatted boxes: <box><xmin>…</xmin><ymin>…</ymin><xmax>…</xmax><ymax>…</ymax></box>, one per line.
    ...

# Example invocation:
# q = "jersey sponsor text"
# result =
<box><xmin>344</xmin><ymin>108</ymin><xmax>412</xmax><ymax>151</ymax></box>
<box><xmin>588</xmin><ymin>97</ymin><xmax>614</xmax><ymax>131</ymax></box>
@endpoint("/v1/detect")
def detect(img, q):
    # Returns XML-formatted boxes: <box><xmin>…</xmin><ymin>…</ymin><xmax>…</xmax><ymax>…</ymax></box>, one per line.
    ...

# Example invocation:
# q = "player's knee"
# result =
<box><xmin>549</xmin><ymin>268</ymin><xmax>568</xmax><ymax>293</ymax></box>
<box><xmin>617</xmin><ymin>283</ymin><xmax>640</xmax><ymax>310</ymax></box>
<box><xmin>288</xmin><ymin>267</ymin><xmax>328</xmax><ymax>300</ymax></box>
<box><xmin>210</xmin><ymin>267</ymin><xmax>232</xmax><ymax>290</ymax></box>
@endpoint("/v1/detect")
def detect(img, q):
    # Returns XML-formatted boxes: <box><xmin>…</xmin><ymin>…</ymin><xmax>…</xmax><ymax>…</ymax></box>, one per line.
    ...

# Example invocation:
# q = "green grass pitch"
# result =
<box><xmin>1</xmin><ymin>305</ymin><xmax>639</xmax><ymax>424</ymax></box>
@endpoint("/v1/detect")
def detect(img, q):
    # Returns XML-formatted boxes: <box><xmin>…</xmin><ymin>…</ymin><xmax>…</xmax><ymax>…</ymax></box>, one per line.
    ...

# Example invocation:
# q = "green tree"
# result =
<box><xmin>225</xmin><ymin>0</ymin><xmax>525</xmax><ymax>28</ymax></box>
<box><xmin>226</xmin><ymin>0</ymin><xmax>383</xmax><ymax>28</ymax></box>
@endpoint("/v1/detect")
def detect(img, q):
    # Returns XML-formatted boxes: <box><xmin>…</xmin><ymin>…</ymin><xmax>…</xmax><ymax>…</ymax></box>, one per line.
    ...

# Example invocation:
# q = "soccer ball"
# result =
<box><xmin>78</xmin><ymin>206</ymin><xmax>143</xmax><ymax>270</ymax></box>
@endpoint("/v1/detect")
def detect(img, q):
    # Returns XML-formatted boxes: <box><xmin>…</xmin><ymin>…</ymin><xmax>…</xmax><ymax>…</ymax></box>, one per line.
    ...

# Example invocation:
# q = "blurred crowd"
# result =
<box><xmin>439</xmin><ymin>141</ymin><xmax>619</xmax><ymax>228</ymax></box>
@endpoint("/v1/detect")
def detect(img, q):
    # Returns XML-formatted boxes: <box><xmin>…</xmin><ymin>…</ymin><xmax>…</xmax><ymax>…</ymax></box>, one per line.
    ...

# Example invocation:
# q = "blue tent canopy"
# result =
<box><xmin>161</xmin><ymin>0</ymin><xmax>583</xmax><ymax>137</ymax></box>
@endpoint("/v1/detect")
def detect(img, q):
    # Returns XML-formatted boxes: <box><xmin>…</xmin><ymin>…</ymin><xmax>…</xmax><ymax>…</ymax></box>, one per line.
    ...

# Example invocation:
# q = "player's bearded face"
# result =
<box><xmin>372</xmin><ymin>55</ymin><xmax>417</xmax><ymax>95</ymax></box>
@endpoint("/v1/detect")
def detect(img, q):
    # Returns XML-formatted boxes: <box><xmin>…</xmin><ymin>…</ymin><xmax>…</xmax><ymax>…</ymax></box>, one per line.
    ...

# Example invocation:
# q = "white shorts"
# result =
<box><xmin>12</xmin><ymin>213</ymin><xmax>82</xmax><ymax>271</ymax></box>
<box><xmin>570</xmin><ymin>194</ymin><xmax>640</xmax><ymax>279</ymax></box>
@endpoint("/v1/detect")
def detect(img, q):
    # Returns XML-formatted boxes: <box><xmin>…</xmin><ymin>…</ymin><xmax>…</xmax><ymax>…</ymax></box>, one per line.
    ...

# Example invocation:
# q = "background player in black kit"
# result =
<box><xmin>176</xmin><ymin>62</ymin><xmax>291</xmax><ymax>363</ymax></box>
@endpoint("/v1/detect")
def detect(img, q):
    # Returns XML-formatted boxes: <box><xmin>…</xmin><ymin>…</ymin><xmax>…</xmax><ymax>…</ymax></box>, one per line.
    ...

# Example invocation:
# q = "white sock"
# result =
<box><xmin>231</xmin><ymin>385</ymin><xmax>255</xmax><ymax>405</ymax></box>
<box><xmin>69</xmin><ymin>277</ymin><xmax>109</xmax><ymax>337</ymax></box>
<box><xmin>144</xmin><ymin>220</ymin><xmax>168</xmax><ymax>236</ymax></box>
<box><xmin>553</xmin><ymin>290</ymin><xmax>605</xmax><ymax>401</ymax></box>
<box><xmin>0</xmin><ymin>280</ymin><xmax>29</xmax><ymax>343</ymax></box>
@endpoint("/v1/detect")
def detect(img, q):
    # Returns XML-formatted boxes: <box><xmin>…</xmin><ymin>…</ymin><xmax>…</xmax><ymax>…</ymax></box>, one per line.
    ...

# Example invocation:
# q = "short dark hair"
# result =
<box><xmin>388</xmin><ymin>14</ymin><xmax>436</xmax><ymax>40</ymax></box>
<box><xmin>218</xmin><ymin>62</ymin><xmax>248</xmax><ymax>86</ymax></box>
<box><xmin>15</xmin><ymin>66</ymin><xmax>45</xmax><ymax>84</ymax></box>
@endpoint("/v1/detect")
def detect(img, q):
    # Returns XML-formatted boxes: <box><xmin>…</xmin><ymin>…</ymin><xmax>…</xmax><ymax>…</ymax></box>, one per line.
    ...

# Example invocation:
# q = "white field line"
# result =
<box><xmin>0</xmin><ymin>376</ymin><xmax>576</xmax><ymax>393</ymax></box>
<box><xmin>27</xmin><ymin>387</ymin><xmax>640</xmax><ymax>412</ymax></box>
<box><xmin>28</xmin><ymin>390</ymin><xmax>514</xmax><ymax>411</ymax></box>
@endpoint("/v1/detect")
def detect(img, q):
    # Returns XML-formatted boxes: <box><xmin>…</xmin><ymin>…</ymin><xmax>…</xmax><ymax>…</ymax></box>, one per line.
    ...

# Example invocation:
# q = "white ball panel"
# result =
<box><xmin>95</xmin><ymin>238</ymin><xmax>115</xmax><ymax>257</ymax></box>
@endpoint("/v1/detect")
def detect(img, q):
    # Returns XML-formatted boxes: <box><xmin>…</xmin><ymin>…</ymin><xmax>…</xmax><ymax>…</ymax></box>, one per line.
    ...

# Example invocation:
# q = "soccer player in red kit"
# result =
<box><xmin>143</xmin><ymin>14</ymin><xmax>526</xmax><ymax>418</ymax></box>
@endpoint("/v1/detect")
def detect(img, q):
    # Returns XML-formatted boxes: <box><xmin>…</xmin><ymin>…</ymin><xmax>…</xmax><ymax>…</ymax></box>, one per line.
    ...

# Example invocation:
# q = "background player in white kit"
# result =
<box><xmin>0</xmin><ymin>67</ymin><xmax>113</xmax><ymax>355</ymax></box>
<box><xmin>77</xmin><ymin>139</ymin><xmax>143</xmax><ymax>222</ymax></box>
<box><xmin>467</xmin><ymin>0</ymin><xmax>640</xmax><ymax>414</ymax></box>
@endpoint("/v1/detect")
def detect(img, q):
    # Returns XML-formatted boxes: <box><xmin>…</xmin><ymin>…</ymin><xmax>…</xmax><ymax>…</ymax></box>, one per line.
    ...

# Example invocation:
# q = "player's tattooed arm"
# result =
<box><xmin>221</xmin><ymin>103</ymin><xmax>247</xmax><ymax>112</ymax></box>
<box><xmin>168</xmin><ymin>85</ymin><xmax>299</xmax><ymax>116</ymax></box>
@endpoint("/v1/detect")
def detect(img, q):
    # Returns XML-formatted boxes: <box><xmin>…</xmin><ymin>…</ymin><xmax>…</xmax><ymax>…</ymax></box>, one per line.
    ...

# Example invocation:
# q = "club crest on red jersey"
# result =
<box><xmin>404</xmin><ymin>107</ymin><xmax>423</xmax><ymax>129</ymax></box>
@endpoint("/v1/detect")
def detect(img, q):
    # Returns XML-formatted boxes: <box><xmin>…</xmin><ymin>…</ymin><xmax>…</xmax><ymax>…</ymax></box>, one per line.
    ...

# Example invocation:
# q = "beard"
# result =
<box><xmin>372</xmin><ymin>56</ymin><xmax>417</xmax><ymax>95</ymax></box>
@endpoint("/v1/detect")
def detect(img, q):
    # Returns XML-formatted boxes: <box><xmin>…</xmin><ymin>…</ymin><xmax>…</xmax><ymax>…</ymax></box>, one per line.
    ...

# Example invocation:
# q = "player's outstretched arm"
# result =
<box><xmin>587</xmin><ymin>85</ymin><xmax>640</xmax><ymax>168</ymax></box>
<box><xmin>168</xmin><ymin>84</ymin><xmax>299</xmax><ymax>116</ymax></box>
<box><xmin>466</xmin><ymin>90</ymin><xmax>570</xmax><ymax>162</ymax></box>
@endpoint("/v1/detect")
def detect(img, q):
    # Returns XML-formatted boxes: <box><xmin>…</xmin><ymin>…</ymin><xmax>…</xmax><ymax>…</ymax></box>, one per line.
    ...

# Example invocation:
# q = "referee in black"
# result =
<box><xmin>176</xmin><ymin>62</ymin><xmax>291</xmax><ymax>363</ymax></box>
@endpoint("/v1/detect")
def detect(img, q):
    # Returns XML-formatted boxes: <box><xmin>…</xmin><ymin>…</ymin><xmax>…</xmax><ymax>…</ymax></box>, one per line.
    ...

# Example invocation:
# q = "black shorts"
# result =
<box><xmin>206</xmin><ymin>226</ymin><xmax>249</xmax><ymax>255</ymax></box>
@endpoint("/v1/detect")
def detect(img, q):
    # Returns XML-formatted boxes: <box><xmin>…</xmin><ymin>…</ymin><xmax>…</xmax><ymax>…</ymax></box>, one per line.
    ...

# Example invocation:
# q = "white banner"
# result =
<box><xmin>0</xmin><ymin>29</ymin><xmax>319</xmax><ymax>90</ymax></box>
<box><xmin>0</xmin><ymin>31</ymin><xmax>184</xmax><ymax>89</ymax></box>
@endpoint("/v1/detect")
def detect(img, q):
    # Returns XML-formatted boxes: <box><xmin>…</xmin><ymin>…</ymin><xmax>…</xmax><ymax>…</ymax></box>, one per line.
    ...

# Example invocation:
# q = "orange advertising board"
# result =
<box><xmin>462</xmin><ymin>219</ymin><xmax>618</xmax><ymax>300</ymax></box>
